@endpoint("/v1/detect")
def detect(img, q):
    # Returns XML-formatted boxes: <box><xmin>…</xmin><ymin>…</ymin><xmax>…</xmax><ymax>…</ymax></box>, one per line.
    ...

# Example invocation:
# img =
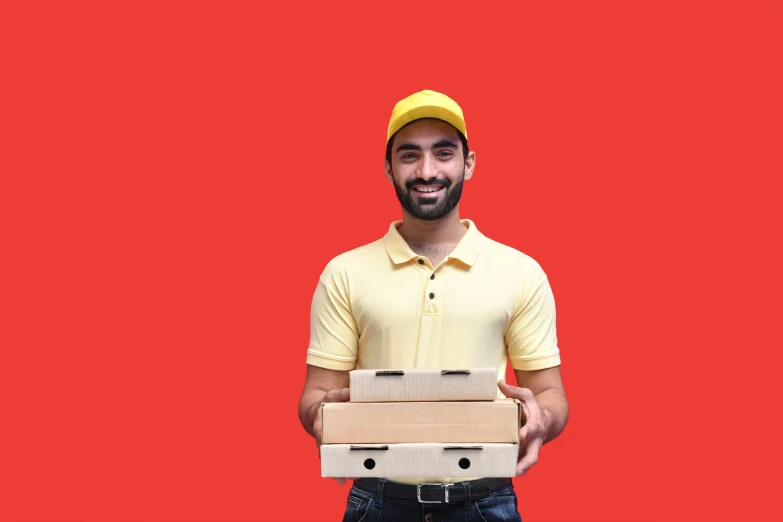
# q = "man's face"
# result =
<box><xmin>385</xmin><ymin>119</ymin><xmax>474</xmax><ymax>221</ymax></box>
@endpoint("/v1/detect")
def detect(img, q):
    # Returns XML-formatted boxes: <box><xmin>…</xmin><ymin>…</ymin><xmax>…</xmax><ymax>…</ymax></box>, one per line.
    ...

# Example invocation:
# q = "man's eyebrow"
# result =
<box><xmin>432</xmin><ymin>139</ymin><xmax>458</xmax><ymax>149</ymax></box>
<box><xmin>395</xmin><ymin>140</ymin><xmax>459</xmax><ymax>154</ymax></box>
<box><xmin>395</xmin><ymin>143</ymin><xmax>423</xmax><ymax>153</ymax></box>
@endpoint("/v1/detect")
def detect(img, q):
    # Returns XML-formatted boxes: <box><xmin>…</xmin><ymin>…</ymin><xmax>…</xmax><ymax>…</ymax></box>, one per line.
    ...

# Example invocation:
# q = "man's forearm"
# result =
<box><xmin>535</xmin><ymin>387</ymin><xmax>569</xmax><ymax>444</ymax></box>
<box><xmin>298</xmin><ymin>388</ymin><xmax>328</xmax><ymax>437</ymax></box>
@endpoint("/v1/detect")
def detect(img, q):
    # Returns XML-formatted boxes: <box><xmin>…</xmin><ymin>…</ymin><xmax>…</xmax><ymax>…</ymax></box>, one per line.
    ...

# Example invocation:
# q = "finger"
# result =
<box><xmin>518</xmin><ymin>401</ymin><xmax>541</xmax><ymax>430</ymax></box>
<box><xmin>518</xmin><ymin>404</ymin><xmax>541</xmax><ymax>435</ymax></box>
<box><xmin>519</xmin><ymin>416</ymin><xmax>544</xmax><ymax>438</ymax></box>
<box><xmin>498</xmin><ymin>381</ymin><xmax>535</xmax><ymax>401</ymax></box>
<box><xmin>325</xmin><ymin>388</ymin><xmax>350</xmax><ymax>403</ymax></box>
<box><xmin>517</xmin><ymin>437</ymin><xmax>542</xmax><ymax>476</ymax></box>
<box><xmin>334</xmin><ymin>477</ymin><xmax>346</xmax><ymax>486</ymax></box>
<box><xmin>497</xmin><ymin>380</ymin><xmax>518</xmax><ymax>396</ymax></box>
<box><xmin>313</xmin><ymin>417</ymin><xmax>322</xmax><ymax>448</ymax></box>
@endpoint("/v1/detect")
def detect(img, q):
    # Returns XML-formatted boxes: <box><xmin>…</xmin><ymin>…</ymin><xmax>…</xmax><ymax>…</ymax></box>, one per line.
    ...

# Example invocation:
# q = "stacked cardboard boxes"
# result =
<box><xmin>320</xmin><ymin>368</ymin><xmax>521</xmax><ymax>478</ymax></box>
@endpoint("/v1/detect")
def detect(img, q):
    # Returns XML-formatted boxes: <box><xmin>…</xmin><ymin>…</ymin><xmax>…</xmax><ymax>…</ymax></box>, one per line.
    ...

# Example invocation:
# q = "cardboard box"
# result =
<box><xmin>320</xmin><ymin>443</ymin><xmax>519</xmax><ymax>478</ymax></box>
<box><xmin>349</xmin><ymin>368</ymin><xmax>499</xmax><ymax>402</ymax></box>
<box><xmin>321</xmin><ymin>399</ymin><xmax>521</xmax><ymax>444</ymax></box>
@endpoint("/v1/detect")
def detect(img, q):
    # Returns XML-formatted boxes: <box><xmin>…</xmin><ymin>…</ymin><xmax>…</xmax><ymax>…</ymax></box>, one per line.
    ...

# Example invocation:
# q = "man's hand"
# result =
<box><xmin>298</xmin><ymin>366</ymin><xmax>355</xmax><ymax>485</ymax></box>
<box><xmin>312</xmin><ymin>387</ymin><xmax>350</xmax><ymax>450</ymax></box>
<box><xmin>311</xmin><ymin>387</ymin><xmax>351</xmax><ymax>485</ymax></box>
<box><xmin>498</xmin><ymin>380</ymin><xmax>551</xmax><ymax>477</ymax></box>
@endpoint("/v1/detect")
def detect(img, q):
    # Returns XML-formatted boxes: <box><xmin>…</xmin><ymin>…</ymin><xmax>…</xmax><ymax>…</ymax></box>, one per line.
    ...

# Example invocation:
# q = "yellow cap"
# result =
<box><xmin>386</xmin><ymin>89</ymin><xmax>467</xmax><ymax>143</ymax></box>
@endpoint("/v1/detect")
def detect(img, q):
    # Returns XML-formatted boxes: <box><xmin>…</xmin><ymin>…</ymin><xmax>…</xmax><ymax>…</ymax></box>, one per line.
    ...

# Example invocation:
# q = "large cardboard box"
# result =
<box><xmin>321</xmin><ymin>399</ymin><xmax>521</xmax><ymax>444</ymax></box>
<box><xmin>321</xmin><ymin>443</ymin><xmax>519</xmax><ymax>478</ymax></box>
<box><xmin>349</xmin><ymin>368</ymin><xmax>499</xmax><ymax>402</ymax></box>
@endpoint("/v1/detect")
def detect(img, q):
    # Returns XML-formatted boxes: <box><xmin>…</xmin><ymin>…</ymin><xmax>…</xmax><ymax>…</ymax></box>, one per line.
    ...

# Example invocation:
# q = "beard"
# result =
<box><xmin>393</xmin><ymin>170</ymin><xmax>465</xmax><ymax>221</ymax></box>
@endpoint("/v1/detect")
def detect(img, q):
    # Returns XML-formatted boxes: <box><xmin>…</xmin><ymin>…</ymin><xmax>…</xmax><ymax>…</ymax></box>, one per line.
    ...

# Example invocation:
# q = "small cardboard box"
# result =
<box><xmin>349</xmin><ymin>368</ymin><xmax>499</xmax><ymax>402</ymax></box>
<box><xmin>321</xmin><ymin>399</ymin><xmax>521</xmax><ymax>444</ymax></box>
<box><xmin>320</xmin><ymin>443</ymin><xmax>520</xmax><ymax>478</ymax></box>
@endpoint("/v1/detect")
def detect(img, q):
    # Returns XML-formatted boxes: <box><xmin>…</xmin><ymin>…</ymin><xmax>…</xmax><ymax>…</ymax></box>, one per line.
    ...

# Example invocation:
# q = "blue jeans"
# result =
<box><xmin>342</xmin><ymin>479</ymin><xmax>522</xmax><ymax>522</ymax></box>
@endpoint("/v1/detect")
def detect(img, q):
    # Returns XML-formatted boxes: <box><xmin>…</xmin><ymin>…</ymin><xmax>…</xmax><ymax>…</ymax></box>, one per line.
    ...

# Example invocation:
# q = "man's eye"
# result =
<box><xmin>401</xmin><ymin>153</ymin><xmax>416</xmax><ymax>159</ymax></box>
<box><xmin>437</xmin><ymin>151</ymin><xmax>454</xmax><ymax>157</ymax></box>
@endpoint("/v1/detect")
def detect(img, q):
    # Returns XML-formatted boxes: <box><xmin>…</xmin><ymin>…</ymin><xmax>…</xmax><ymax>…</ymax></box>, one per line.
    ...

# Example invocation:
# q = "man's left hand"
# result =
<box><xmin>498</xmin><ymin>380</ymin><xmax>549</xmax><ymax>476</ymax></box>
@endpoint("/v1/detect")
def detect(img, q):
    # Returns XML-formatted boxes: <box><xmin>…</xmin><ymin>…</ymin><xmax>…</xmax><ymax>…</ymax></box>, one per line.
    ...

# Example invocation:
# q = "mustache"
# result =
<box><xmin>405</xmin><ymin>178</ymin><xmax>451</xmax><ymax>190</ymax></box>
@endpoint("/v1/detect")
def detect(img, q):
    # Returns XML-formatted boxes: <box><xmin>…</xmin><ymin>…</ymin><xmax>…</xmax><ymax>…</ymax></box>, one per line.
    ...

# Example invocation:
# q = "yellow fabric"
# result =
<box><xmin>306</xmin><ymin>219</ymin><xmax>561</xmax><ymax>484</ymax></box>
<box><xmin>387</xmin><ymin>89</ymin><xmax>468</xmax><ymax>142</ymax></box>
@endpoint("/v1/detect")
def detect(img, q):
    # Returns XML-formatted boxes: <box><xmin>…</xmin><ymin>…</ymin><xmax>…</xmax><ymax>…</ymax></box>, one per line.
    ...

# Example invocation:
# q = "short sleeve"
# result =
<box><xmin>505</xmin><ymin>264</ymin><xmax>561</xmax><ymax>371</ymax></box>
<box><xmin>305</xmin><ymin>268</ymin><xmax>359</xmax><ymax>371</ymax></box>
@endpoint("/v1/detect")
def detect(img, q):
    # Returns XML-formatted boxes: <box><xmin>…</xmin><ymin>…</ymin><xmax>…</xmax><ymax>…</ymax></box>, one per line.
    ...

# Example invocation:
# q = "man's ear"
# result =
<box><xmin>463</xmin><ymin>150</ymin><xmax>477</xmax><ymax>181</ymax></box>
<box><xmin>384</xmin><ymin>158</ymin><xmax>394</xmax><ymax>184</ymax></box>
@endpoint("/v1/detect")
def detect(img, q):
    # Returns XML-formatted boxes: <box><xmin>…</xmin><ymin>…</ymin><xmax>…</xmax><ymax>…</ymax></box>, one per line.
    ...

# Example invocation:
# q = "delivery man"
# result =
<box><xmin>297</xmin><ymin>89</ymin><xmax>569</xmax><ymax>522</ymax></box>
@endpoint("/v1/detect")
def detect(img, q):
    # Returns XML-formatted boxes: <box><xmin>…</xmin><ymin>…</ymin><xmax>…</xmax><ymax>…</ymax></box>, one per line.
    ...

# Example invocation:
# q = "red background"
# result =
<box><xmin>2</xmin><ymin>1</ymin><xmax>782</xmax><ymax>521</ymax></box>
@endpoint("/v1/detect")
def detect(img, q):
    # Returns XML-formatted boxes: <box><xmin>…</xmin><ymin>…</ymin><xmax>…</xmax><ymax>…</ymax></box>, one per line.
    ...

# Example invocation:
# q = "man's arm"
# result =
<box><xmin>514</xmin><ymin>366</ymin><xmax>569</xmax><ymax>444</ymax></box>
<box><xmin>298</xmin><ymin>364</ymin><xmax>350</xmax><ymax>447</ymax></box>
<box><xmin>498</xmin><ymin>366</ymin><xmax>569</xmax><ymax>476</ymax></box>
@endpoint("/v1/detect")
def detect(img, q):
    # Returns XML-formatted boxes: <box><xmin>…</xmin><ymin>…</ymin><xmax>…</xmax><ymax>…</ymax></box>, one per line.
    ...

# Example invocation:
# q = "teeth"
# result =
<box><xmin>414</xmin><ymin>187</ymin><xmax>441</xmax><ymax>193</ymax></box>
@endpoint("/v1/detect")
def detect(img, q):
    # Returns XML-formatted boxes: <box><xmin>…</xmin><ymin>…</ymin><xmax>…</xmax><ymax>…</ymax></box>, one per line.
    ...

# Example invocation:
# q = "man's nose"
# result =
<box><xmin>419</xmin><ymin>154</ymin><xmax>438</xmax><ymax>180</ymax></box>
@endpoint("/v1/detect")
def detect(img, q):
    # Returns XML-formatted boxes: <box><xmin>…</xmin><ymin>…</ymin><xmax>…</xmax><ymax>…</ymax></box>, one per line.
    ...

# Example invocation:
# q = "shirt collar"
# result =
<box><xmin>383</xmin><ymin>218</ymin><xmax>484</xmax><ymax>267</ymax></box>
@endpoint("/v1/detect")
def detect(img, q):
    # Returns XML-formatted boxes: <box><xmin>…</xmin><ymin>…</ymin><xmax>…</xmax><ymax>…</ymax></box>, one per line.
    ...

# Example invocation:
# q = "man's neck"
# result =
<box><xmin>396</xmin><ymin>209</ymin><xmax>468</xmax><ymax>248</ymax></box>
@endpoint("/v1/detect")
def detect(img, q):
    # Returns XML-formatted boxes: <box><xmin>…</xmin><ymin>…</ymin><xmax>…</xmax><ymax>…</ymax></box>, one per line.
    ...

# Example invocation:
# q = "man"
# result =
<box><xmin>297</xmin><ymin>89</ymin><xmax>569</xmax><ymax>522</ymax></box>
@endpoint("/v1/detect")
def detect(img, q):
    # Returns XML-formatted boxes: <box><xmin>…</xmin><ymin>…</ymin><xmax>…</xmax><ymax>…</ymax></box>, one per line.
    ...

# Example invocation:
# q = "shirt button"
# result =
<box><xmin>430</xmin><ymin>274</ymin><xmax>435</xmax><ymax>280</ymax></box>
<box><xmin>429</xmin><ymin>292</ymin><xmax>435</xmax><ymax>299</ymax></box>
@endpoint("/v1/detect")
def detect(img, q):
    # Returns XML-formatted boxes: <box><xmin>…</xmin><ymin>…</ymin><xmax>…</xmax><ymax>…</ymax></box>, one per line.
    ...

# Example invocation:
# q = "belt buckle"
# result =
<box><xmin>417</xmin><ymin>483</ymin><xmax>454</xmax><ymax>504</ymax></box>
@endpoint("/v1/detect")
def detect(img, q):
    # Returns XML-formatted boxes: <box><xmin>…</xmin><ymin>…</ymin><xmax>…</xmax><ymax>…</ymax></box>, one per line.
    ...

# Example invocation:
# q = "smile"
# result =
<box><xmin>412</xmin><ymin>186</ymin><xmax>445</xmax><ymax>193</ymax></box>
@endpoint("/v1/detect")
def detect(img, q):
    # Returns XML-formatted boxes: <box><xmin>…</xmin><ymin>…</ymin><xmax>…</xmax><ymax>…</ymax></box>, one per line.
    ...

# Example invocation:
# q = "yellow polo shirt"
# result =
<box><xmin>306</xmin><ymin>218</ymin><xmax>561</xmax><ymax>483</ymax></box>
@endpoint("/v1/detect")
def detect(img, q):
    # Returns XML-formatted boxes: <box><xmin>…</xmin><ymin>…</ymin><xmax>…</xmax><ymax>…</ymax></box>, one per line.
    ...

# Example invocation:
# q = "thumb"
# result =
<box><xmin>498</xmin><ymin>379</ymin><xmax>519</xmax><ymax>395</ymax></box>
<box><xmin>325</xmin><ymin>387</ymin><xmax>351</xmax><ymax>403</ymax></box>
<box><xmin>499</xmin><ymin>380</ymin><xmax>535</xmax><ymax>401</ymax></box>
<box><xmin>336</xmin><ymin>387</ymin><xmax>350</xmax><ymax>401</ymax></box>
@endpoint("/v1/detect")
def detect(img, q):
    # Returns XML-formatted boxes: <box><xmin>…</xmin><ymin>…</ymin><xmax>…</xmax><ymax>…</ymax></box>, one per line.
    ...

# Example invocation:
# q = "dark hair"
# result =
<box><xmin>385</xmin><ymin>118</ymin><xmax>469</xmax><ymax>166</ymax></box>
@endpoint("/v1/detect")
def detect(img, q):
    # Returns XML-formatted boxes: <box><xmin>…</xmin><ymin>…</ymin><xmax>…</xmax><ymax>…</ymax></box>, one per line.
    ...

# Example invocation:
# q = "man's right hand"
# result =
<box><xmin>311</xmin><ymin>387</ymin><xmax>351</xmax><ymax>486</ymax></box>
<box><xmin>298</xmin><ymin>366</ymin><xmax>352</xmax><ymax>485</ymax></box>
<box><xmin>312</xmin><ymin>387</ymin><xmax>350</xmax><ymax>450</ymax></box>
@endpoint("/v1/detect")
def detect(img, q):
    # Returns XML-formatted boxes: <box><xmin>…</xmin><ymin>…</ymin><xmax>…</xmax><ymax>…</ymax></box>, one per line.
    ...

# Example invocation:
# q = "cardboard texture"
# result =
<box><xmin>349</xmin><ymin>367</ymin><xmax>499</xmax><ymax>402</ymax></box>
<box><xmin>321</xmin><ymin>399</ymin><xmax>521</xmax><ymax>444</ymax></box>
<box><xmin>320</xmin><ymin>443</ymin><xmax>520</xmax><ymax>478</ymax></box>
<box><xmin>320</xmin><ymin>367</ymin><xmax>518</xmax><ymax>479</ymax></box>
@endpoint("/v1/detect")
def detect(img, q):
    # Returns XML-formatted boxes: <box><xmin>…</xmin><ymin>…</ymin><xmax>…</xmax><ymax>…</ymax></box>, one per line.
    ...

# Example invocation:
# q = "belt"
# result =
<box><xmin>353</xmin><ymin>477</ymin><xmax>512</xmax><ymax>504</ymax></box>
